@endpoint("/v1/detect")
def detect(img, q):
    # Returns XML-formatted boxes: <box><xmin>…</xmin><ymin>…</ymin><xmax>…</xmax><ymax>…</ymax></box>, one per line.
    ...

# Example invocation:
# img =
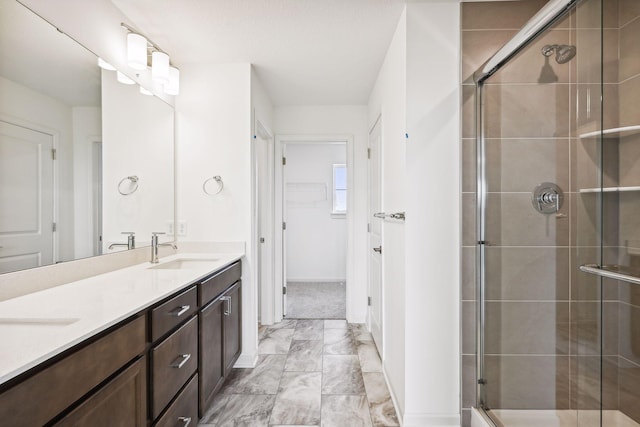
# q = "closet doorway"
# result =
<box><xmin>277</xmin><ymin>140</ymin><xmax>348</xmax><ymax>319</ymax></box>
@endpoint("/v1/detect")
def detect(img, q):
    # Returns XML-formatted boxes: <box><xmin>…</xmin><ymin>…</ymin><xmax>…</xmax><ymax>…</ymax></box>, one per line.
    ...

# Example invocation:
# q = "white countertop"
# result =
<box><xmin>0</xmin><ymin>252</ymin><xmax>243</xmax><ymax>385</ymax></box>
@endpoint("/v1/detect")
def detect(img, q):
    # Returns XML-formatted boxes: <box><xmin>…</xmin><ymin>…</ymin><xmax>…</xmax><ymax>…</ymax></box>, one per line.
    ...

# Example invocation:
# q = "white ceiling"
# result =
<box><xmin>109</xmin><ymin>0</ymin><xmax>406</xmax><ymax>106</ymax></box>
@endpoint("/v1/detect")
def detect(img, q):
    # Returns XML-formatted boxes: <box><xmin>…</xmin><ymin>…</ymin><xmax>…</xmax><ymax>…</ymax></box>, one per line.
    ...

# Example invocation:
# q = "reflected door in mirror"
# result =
<box><xmin>0</xmin><ymin>120</ymin><xmax>54</xmax><ymax>273</ymax></box>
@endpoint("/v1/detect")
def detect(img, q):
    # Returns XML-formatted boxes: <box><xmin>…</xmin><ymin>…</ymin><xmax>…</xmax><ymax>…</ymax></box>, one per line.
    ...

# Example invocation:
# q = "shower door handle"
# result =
<box><xmin>373</xmin><ymin>246</ymin><xmax>382</xmax><ymax>254</ymax></box>
<box><xmin>580</xmin><ymin>264</ymin><xmax>640</xmax><ymax>286</ymax></box>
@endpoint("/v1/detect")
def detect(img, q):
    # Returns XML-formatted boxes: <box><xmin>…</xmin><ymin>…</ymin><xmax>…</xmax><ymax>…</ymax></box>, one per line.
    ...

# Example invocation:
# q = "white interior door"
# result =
<box><xmin>0</xmin><ymin>120</ymin><xmax>54</xmax><ymax>273</ymax></box>
<box><xmin>368</xmin><ymin>117</ymin><xmax>383</xmax><ymax>352</ymax></box>
<box><xmin>281</xmin><ymin>144</ymin><xmax>288</xmax><ymax>317</ymax></box>
<box><xmin>255</xmin><ymin>124</ymin><xmax>274</xmax><ymax>324</ymax></box>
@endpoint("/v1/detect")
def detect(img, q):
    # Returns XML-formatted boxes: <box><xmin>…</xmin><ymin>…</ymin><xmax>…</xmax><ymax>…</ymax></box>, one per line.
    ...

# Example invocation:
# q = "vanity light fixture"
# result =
<box><xmin>164</xmin><ymin>66</ymin><xmax>180</xmax><ymax>95</ymax></box>
<box><xmin>97</xmin><ymin>57</ymin><xmax>116</xmax><ymax>71</ymax></box>
<box><xmin>151</xmin><ymin>51</ymin><xmax>170</xmax><ymax>84</ymax></box>
<box><xmin>121</xmin><ymin>23</ymin><xmax>179</xmax><ymax>96</ymax></box>
<box><xmin>116</xmin><ymin>71</ymin><xmax>135</xmax><ymax>85</ymax></box>
<box><xmin>139</xmin><ymin>86</ymin><xmax>153</xmax><ymax>96</ymax></box>
<box><xmin>127</xmin><ymin>33</ymin><xmax>148</xmax><ymax>70</ymax></box>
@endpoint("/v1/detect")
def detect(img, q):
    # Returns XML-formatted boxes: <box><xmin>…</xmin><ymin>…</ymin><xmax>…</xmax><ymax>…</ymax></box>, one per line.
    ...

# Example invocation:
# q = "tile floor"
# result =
<box><xmin>199</xmin><ymin>319</ymin><xmax>399</xmax><ymax>427</ymax></box>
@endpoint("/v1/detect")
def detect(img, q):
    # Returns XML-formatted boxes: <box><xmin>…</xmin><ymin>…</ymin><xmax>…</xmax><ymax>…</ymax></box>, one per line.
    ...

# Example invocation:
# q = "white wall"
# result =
<box><xmin>72</xmin><ymin>106</ymin><xmax>102</xmax><ymax>259</ymax></box>
<box><xmin>285</xmin><ymin>143</ymin><xmax>346</xmax><ymax>281</ymax></box>
<box><xmin>367</xmin><ymin>9</ymin><xmax>407</xmax><ymax>416</ymax></box>
<box><xmin>404</xmin><ymin>2</ymin><xmax>461</xmax><ymax>426</ymax></box>
<box><xmin>274</xmin><ymin>106</ymin><xmax>369</xmax><ymax>322</ymax></box>
<box><xmin>176</xmin><ymin>62</ymin><xmax>258</xmax><ymax>366</ymax></box>
<box><xmin>101</xmin><ymin>71</ymin><xmax>174</xmax><ymax>251</ymax></box>
<box><xmin>0</xmin><ymin>76</ymin><xmax>75</xmax><ymax>262</ymax></box>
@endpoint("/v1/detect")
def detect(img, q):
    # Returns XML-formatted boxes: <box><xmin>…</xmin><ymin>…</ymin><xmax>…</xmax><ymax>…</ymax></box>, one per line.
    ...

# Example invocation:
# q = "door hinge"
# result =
<box><xmin>51</xmin><ymin>148</ymin><xmax>57</xmax><ymax>160</ymax></box>
<box><xmin>282</xmin><ymin>222</ymin><xmax>287</xmax><ymax>230</ymax></box>
<box><xmin>283</xmin><ymin>286</ymin><xmax>287</xmax><ymax>295</ymax></box>
<box><xmin>282</xmin><ymin>157</ymin><xmax>287</xmax><ymax>166</ymax></box>
<box><xmin>259</xmin><ymin>237</ymin><xmax>265</xmax><ymax>243</ymax></box>
<box><xmin>367</xmin><ymin>148</ymin><xmax>371</xmax><ymax>159</ymax></box>
<box><xmin>368</xmin><ymin>296</ymin><xmax>372</xmax><ymax>306</ymax></box>
<box><xmin>367</xmin><ymin>223</ymin><xmax>371</xmax><ymax>233</ymax></box>
<box><xmin>52</xmin><ymin>222</ymin><xmax>57</xmax><ymax>232</ymax></box>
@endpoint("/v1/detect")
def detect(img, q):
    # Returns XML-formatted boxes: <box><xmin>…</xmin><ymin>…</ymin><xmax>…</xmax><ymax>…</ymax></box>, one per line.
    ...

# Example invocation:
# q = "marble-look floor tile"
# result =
<box><xmin>324</xmin><ymin>328</ymin><xmax>356</xmax><ymax>355</ymax></box>
<box><xmin>211</xmin><ymin>394</ymin><xmax>275</xmax><ymax>427</ymax></box>
<box><xmin>321</xmin><ymin>395</ymin><xmax>373</xmax><ymax>427</ymax></box>
<box><xmin>270</xmin><ymin>372</ymin><xmax>322</xmax><ymax>425</ymax></box>
<box><xmin>285</xmin><ymin>340</ymin><xmax>323</xmax><ymax>371</ymax></box>
<box><xmin>322</xmin><ymin>355</ymin><xmax>366</xmax><ymax>395</ymax></box>
<box><xmin>293</xmin><ymin>319</ymin><xmax>324</xmax><ymax>340</ymax></box>
<box><xmin>350</xmin><ymin>323</ymin><xmax>373</xmax><ymax>341</ymax></box>
<box><xmin>200</xmin><ymin>393</ymin><xmax>230</xmax><ymax>424</ymax></box>
<box><xmin>222</xmin><ymin>355</ymin><xmax>286</xmax><ymax>395</ymax></box>
<box><xmin>259</xmin><ymin>328</ymin><xmax>294</xmax><ymax>354</ymax></box>
<box><xmin>265</xmin><ymin>319</ymin><xmax>298</xmax><ymax>330</ymax></box>
<box><xmin>258</xmin><ymin>324</ymin><xmax>268</xmax><ymax>340</ymax></box>
<box><xmin>362</xmin><ymin>372</ymin><xmax>400</xmax><ymax>427</ymax></box>
<box><xmin>357</xmin><ymin>341</ymin><xmax>382</xmax><ymax>372</ymax></box>
<box><xmin>325</xmin><ymin>319</ymin><xmax>348</xmax><ymax>329</ymax></box>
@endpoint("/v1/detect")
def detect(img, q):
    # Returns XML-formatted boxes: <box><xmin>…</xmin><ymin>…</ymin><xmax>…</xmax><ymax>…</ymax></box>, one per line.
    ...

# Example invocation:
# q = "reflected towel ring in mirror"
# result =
<box><xmin>203</xmin><ymin>175</ymin><xmax>224</xmax><ymax>195</ymax></box>
<box><xmin>118</xmin><ymin>175</ymin><xmax>139</xmax><ymax>195</ymax></box>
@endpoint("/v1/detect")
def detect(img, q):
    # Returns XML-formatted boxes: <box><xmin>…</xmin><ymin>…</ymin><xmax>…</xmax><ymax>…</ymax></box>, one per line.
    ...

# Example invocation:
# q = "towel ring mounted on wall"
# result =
<box><xmin>118</xmin><ymin>175</ymin><xmax>139</xmax><ymax>195</ymax></box>
<box><xmin>203</xmin><ymin>175</ymin><xmax>224</xmax><ymax>195</ymax></box>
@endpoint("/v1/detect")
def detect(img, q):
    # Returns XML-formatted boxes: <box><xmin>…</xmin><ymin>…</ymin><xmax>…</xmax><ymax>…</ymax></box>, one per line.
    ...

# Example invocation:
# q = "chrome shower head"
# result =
<box><xmin>542</xmin><ymin>44</ymin><xmax>576</xmax><ymax>64</ymax></box>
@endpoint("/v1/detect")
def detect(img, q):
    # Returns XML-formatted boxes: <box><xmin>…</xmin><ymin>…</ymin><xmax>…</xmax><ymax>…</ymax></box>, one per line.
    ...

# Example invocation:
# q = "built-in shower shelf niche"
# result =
<box><xmin>579</xmin><ymin>125</ymin><xmax>640</xmax><ymax>139</ymax></box>
<box><xmin>579</xmin><ymin>186</ymin><xmax>640</xmax><ymax>193</ymax></box>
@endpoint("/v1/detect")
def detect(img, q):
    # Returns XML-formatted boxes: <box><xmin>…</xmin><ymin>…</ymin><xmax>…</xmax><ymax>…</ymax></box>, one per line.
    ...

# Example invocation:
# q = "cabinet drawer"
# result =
<box><xmin>153</xmin><ymin>374</ymin><xmax>198</xmax><ymax>427</ymax></box>
<box><xmin>200</xmin><ymin>261</ymin><xmax>241</xmax><ymax>306</ymax></box>
<box><xmin>151</xmin><ymin>316</ymin><xmax>198</xmax><ymax>419</ymax></box>
<box><xmin>0</xmin><ymin>315</ymin><xmax>146</xmax><ymax>426</ymax></box>
<box><xmin>55</xmin><ymin>357</ymin><xmax>147</xmax><ymax>427</ymax></box>
<box><xmin>151</xmin><ymin>286</ymin><xmax>197</xmax><ymax>341</ymax></box>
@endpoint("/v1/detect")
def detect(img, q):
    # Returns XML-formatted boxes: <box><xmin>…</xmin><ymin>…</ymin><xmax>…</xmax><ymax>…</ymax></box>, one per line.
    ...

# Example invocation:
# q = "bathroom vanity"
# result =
<box><xmin>0</xmin><ymin>254</ymin><xmax>242</xmax><ymax>426</ymax></box>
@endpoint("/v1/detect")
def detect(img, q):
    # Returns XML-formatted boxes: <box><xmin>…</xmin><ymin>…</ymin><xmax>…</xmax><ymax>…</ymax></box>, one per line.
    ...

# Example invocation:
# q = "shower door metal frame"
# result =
<box><xmin>472</xmin><ymin>0</ymin><xmax>579</xmax><ymax>409</ymax></box>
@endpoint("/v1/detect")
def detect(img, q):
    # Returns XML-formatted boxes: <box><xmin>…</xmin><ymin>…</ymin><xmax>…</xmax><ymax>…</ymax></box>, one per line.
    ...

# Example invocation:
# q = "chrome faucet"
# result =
<box><xmin>108</xmin><ymin>232</ymin><xmax>136</xmax><ymax>250</ymax></box>
<box><xmin>151</xmin><ymin>232</ymin><xmax>177</xmax><ymax>263</ymax></box>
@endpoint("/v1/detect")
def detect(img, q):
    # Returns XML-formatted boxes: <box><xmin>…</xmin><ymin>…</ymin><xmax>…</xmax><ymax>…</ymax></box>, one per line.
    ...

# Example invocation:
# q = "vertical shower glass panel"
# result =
<box><xmin>477</xmin><ymin>0</ymin><xmax>604</xmax><ymax>425</ymax></box>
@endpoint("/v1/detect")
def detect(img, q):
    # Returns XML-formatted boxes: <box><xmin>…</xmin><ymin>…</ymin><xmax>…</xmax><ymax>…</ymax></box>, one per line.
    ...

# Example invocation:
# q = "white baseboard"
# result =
<box><xmin>403</xmin><ymin>413</ymin><xmax>460</xmax><ymax>427</ymax></box>
<box><xmin>233</xmin><ymin>352</ymin><xmax>258</xmax><ymax>368</ymax></box>
<box><xmin>382</xmin><ymin>365</ymin><xmax>403</xmax><ymax>425</ymax></box>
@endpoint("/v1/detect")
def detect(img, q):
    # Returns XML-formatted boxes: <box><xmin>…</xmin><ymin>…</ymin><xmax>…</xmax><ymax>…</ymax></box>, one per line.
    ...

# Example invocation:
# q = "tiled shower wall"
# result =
<box><xmin>460</xmin><ymin>1</ymin><xmax>640</xmax><ymax>425</ymax></box>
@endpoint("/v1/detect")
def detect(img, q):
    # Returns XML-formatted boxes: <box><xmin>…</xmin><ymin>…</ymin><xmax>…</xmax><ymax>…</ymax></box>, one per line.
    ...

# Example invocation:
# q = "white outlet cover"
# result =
<box><xmin>167</xmin><ymin>221</ymin><xmax>174</xmax><ymax>234</ymax></box>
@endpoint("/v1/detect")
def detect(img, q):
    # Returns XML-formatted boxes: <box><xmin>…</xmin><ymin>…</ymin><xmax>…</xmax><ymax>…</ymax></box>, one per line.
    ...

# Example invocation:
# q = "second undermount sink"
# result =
<box><xmin>148</xmin><ymin>258</ymin><xmax>220</xmax><ymax>270</ymax></box>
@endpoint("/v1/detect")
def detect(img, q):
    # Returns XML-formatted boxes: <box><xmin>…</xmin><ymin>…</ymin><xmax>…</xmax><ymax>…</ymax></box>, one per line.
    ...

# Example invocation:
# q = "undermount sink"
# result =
<box><xmin>148</xmin><ymin>258</ymin><xmax>220</xmax><ymax>270</ymax></box>
<box><xmin>0</xmin><ymin>318</ymin><xmax>79</xmax><ymax>328</ymax></box>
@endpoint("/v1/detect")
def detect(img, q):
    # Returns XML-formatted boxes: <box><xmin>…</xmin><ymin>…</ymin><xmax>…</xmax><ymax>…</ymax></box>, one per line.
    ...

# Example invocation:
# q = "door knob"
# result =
<box><xmin>373</xmin><ymin>246</ymin><xmax>382</xmax><ymax>254</ymax></box>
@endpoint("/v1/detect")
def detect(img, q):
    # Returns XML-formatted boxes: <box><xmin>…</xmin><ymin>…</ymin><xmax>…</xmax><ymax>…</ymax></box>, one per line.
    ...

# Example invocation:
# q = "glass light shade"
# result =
<box><xmin>139</xmin><ymin>86</ymin><xmax>153</xmax><ymax>96</ymax></box>
<box><xmin>152</xmin><ymin>51</ymin><xmax>170</xmax><ymax>84</ymax></box>
<box><xmin>116</xmin><ymin>71</ymin><xmax>135</xmax><ymax>85</ymax></box>
<box><xmin>164</xmin><ymin>66</ymin><xmax>180</xmax><ymax>96</ymax></box>
<box><xmin>127</xmin><ymin>33</ymin><xmax>148</xmax><ymax>70</ymax></box>
<box><xmin>97</xmin><ymin>57</ymin><xmax>116</xmax><ymax>71</ymax></box>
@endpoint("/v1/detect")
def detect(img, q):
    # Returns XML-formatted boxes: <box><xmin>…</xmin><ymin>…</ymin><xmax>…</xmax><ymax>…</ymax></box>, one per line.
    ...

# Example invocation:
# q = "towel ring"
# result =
<box><xmin>203</xmin><ymin>175</ymin><xmax>224</xmax><ymax>195</ymax></box>
<box><xmin>118</xmin><ymin>175</ymin><xmax>139</xmax><ymax>195</ymax></box>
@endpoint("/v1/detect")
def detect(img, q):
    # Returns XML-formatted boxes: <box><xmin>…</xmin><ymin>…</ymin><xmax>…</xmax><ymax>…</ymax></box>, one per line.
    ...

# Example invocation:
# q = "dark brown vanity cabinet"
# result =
<box><xmin>198</xmin><ymin>261</ymin><xmax>242</xmax><ymax>415</ymax></box>
<box><xmin>0</xmin><ymin>260</ymin><xmax>242</xmax><ymax>426</ymax></box>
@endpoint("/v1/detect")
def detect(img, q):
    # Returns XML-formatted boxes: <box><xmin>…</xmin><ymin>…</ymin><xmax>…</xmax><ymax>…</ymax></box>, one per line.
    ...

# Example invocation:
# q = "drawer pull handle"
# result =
<box><xmin>221</xmin><ymin>296</ymin><xmax>232</xmax><ymax>316</ymax></box>
<box><xmin>169</xmin><ymin>305</ymin><xmax>191</xmax><ymax>317</ymax></box>
<box><xmin>178</xmin><ymin>416</ymin><xmax>192</xmax><ymax>427</ymax></box>
<box><xmin>170</xmin><ymin>353</ymin><xmax>191</xmax><ymax>369</ymax></box>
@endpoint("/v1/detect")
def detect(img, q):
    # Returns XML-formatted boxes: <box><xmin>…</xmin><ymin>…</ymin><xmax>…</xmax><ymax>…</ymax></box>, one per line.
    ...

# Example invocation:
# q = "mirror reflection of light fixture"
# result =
<box><xmin>127</xmin><ymin>33</ymin><xmax>148</xmax><ymax>70</ymax></box>
<box><xmin>152</xmin><ymin>51</ymin><xmax>170</xmax><ymax>84</ymax></box>
<box><xmin>98</xmin><ymin>57</ymin><xmax>116</xmax><ymax>71</ymax></box>
<box><xmin>117</xmin><ymin>71</ymin><xmax>135</xmax><ymax>85</ymax></box>
<box><xmin>164</xmin><ymin>66</ymin><xmax>180</xmax><ymax>96</ymax></box>
<box><xmin>140</xmin><ymin>86</ymin><xmax>153</xmax><ymax>96</ymax></box>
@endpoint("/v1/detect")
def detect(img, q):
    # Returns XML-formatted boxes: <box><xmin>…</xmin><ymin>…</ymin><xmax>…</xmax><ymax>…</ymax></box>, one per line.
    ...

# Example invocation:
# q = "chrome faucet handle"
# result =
<box><xmin>121</xmin><ymin>231</ymin><xmax>135</xmax><ymax>235</ymax></box>
<box><xmin>152</xmin><ymin>231</ymin><xmax>166</xmax><ymax>236</ymax></box>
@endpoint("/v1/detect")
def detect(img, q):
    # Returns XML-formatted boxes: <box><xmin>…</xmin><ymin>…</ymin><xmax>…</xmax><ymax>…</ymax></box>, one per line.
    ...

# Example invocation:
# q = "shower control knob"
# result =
<box><xmin>532</xmin><ymin>182</ymin><xmax>563</xmax><ymax>215</ymax></box>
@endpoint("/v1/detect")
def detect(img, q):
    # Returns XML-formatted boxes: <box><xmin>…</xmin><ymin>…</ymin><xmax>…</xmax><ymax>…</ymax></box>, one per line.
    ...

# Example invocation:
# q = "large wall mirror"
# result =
<box><xmin>0</xmin><ymin>0</ymin><xmax>175</xmax><ymax>274</ymax></box>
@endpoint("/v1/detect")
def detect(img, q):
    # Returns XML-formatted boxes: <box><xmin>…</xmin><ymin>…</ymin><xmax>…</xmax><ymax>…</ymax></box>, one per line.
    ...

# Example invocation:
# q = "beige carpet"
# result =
<box><xmin>285</xmin><ymin>281</ymin><xmax>346</xmax><ymax>319</ymax></box>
